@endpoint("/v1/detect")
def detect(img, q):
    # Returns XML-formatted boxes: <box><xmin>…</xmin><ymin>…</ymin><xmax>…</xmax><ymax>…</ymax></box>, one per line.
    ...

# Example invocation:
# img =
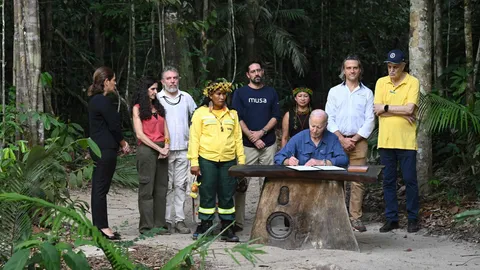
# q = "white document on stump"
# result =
<box><xmin>313</xmin><ymin>165</ymin><xmax>346</xmax><ymax>171</ymax></box>
<box><xmin>286</xmin><ymin>166</ymin><xmax>321</xmax><ymax>171</ymax></box>
<box><xmin>286</xmin><ymin>165</ymin><xmax>346</xmax><ymax>171</ymax></box>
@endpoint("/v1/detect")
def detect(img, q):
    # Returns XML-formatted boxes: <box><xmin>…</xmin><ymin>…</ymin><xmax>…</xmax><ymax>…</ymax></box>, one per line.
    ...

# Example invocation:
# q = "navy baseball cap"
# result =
<box><xmin>384</xmin><ymin>49</ymin><xmax>405</xmax><ymax>64</ymax></box>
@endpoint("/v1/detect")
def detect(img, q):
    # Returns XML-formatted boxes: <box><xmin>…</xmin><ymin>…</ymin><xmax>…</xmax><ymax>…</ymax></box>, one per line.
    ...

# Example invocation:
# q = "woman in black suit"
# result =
<box><xmin>88</xmin><ymin>66</ymin><xmax>130</xmax><ymax>240</ymax></box>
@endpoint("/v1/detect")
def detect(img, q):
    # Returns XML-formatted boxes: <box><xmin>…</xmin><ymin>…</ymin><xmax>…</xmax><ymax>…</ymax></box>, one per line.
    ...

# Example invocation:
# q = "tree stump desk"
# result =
<box><xmin>229</xmin><ymin>165</ymin><xmax>383</xmax><ymax>251</ymax></box>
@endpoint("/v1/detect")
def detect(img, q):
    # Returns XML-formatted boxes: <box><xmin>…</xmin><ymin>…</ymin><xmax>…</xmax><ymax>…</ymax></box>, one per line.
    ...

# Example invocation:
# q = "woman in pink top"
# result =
<box><xmin>132</xmin><ymin>77</ymin><xmax>171</xmax><ymax>235</ymax></box>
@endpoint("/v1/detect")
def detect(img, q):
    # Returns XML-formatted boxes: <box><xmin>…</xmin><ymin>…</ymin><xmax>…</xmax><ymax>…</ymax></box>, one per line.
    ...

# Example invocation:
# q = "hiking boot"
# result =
<box><xmin>175</xmin><ymin>221</ymin><xmax>191</xmax><ymax>234</ymax></box>
<box><xmin>379</xmin><ymin>220</ymin><xmax>399</xmax><ymax>233</ymax></box>
<box><xmin>220</xmin><ymin>221</ymin><xmax>240</xmax><ymax>242</ymax></box>
<box><xmin>351</xmin><ymin>219</ymin><xmax>367</xmax><ymax>232</ymax></box>
<box><xmin>166</xmin><ymin>222</ymin><xmax>173</xmax><ymax>234</ymax></box>
<box><xmin>407</xmin><ymin>219</ymin><xmax>419</xmax><ymax>233</ymax></box>
<box><xmin>192</xmin><ymin>220</ymin><xmax>213</xmax><ymax>240</ymax></box>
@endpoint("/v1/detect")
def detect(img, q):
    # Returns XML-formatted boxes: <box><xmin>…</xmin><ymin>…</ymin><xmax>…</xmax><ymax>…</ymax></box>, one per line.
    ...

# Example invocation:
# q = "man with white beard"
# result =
<box><xmin>157</xmin><ymin>66</ymin><xmax>197</xmax><ymax>234</ymax></box>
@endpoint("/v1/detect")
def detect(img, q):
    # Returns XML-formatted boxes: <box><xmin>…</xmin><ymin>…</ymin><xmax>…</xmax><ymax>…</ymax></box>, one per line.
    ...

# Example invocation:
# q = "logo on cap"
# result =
<box><xmin>389</xmin><ymin>53</ymin><xmax>396</xmax><ymax>59</ymax></box>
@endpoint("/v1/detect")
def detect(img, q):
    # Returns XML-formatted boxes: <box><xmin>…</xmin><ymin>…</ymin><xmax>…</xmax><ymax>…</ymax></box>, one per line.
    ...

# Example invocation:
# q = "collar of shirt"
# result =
<box><xmin>341</xmin><ymin>81</ymin><xmax>366</xmax><ymax>93</ymax></box>
<box><xmin>386</xmin><ymin>73</ymin><xmax>411</xmax><ymax>88</ymax></box>
<box><xmin>157</xmin><ymin>89</ymin><xmax>183</xmax><ymax>99</ymax></box>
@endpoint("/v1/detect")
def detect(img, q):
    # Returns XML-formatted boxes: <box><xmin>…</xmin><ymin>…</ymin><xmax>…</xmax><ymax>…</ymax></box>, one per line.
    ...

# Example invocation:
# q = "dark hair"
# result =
<box><xmin>245</xmin><ymin>60</ymin><xmax>263</xmax><ymax>73</ymax></box>
<box><xmin>88</xmin><ymin>66</ymin><xmax>115</xmax><ymax>96</ymax></box>
<box><xmin>339</xmin><ymin>55</ymin><xmax>363</xmax><ymax>81</ymax></box>
<box><xmin>131</xmin><ymin>77</ymin><xmax>165</xmax><ymax>120</ymax></box>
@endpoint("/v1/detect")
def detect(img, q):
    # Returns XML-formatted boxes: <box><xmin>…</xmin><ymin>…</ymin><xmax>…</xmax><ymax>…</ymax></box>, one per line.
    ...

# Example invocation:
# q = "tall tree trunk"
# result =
<box><xmin>157</xmin><ymin>3</ymin><xmax>165</xmax><ymax>70</ymax></box>
<box><xmin>1</xmin><ymin>0</ymin><xmax>6</xmax><ymax>146</ymax></box>
<box><xmin>446</xmin><ymin>0</ymin><xmax>451</xmax><ymax>67</ymax></box>
<box><xmin>40</xmin><ymin>0</ymin><xmax>54</xmax><ymax>115</ymax></box>
<box><xmin>226</xmin><ymin>0</ymin><xmax>232</xmax><ymax>80</ymax></box>
<box><xmin>13</xmin><ymin>0</ymin><xmax>43</xmax><ymax>146</ymax></box>
<box><xmin>93</xmin><ymin>10</ymin><xmax>104</xmax><ymax>66</ymax></box>
<box><xmin>164</xmin><ymin>7</ymin><xmax>195</xmax><ymax>90</ymax></box>
<box><xmin>198</xmin><ymin>0</ymin><xmax>209</xmax><ymax>82</ymax></box>
<box><xmin>410</xmin><ymin>0</ymin><xmax>432</xmax><ymax>194</ymax></box>
<box><xmin>245</xmin><ymin>0</ymin><xmax>257</xmax><ymax>62</ymax></box>
<box><xmin>228</xmin><ymin>0</ymin><xmax>237</xmax><ymax>82</ymax></box>
<box><xmin>433</xmin><ymin>0</ymin><xmax>444</xmax><ymax>95</ymax></box>
<box><xmin>473</xmin><ymin>39</ymin><xmax>480</xmax><ymax>87</ymax></box>
<box><xmin>464</xmin><ymin>0</ymin><xmax>475</xmax><ymax>108</ymax></box>
<box><xmin>122</xmin><ymin>1</ymin><xmax>135</xmax><ymax>112</ymax></box>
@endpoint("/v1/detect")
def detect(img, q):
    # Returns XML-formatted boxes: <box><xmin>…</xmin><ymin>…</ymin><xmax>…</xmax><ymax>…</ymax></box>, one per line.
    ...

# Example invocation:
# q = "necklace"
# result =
<box><xmin>295</xmin><ymin>112</ymin><xmax>308</xmax><ymax>130</ymax></box>
<box><xmin>296</xmin><ymin>109</ymin><xmax>309</xmax><ymax>115</ymax></box>
<box><xmin>162</xmin><ymin>94</ymin><xmax>182</xmax><ymax>106</ymax></box>
<box><xmin>211</xmin><ymin>110</ymin><xmax>226</xmax><ymax>132</ymax></box>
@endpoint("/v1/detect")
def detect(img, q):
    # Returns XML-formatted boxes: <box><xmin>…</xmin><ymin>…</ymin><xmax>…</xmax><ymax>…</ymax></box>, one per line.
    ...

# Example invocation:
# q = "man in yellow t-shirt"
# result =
<box><xmin>373</xmin><ymin>49</ymin><xmax>420</xmax><ymax>233</ymax></box>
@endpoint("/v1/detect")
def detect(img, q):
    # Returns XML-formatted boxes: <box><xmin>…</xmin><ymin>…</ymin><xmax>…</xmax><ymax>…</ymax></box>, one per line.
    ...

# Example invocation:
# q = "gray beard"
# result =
<box><xmin>165</xmin><ymin>86</ymin><xmax>178</xmax><ymax>93</ymax></box>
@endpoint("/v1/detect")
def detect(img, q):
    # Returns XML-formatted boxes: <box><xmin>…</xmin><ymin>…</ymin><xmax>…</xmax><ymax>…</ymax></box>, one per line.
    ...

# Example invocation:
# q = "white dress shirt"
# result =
<box><xmin>157</xmin><ymin>90</ymin><xmax>197</xmax><ymax>151</ymax></box>
<box><xmin>325</xmin><ymin>82</ymin><xmax>375</xmax><ymax>139</ymax></box>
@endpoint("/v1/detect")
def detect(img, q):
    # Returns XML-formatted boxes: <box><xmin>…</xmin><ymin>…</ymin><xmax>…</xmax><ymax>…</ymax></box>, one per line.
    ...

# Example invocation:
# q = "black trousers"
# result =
<box><xmin>91</xmin><ymin>148</ymin><xmax>117</xmax><ymax>229</ymax></box>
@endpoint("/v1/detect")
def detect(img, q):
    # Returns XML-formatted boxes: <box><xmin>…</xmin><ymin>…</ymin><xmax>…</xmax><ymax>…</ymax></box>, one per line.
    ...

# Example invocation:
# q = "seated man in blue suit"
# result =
<box><xmin>274</xmin><ymin>109</ymin><xmax>349</xmax><ymax>167</ymax></box>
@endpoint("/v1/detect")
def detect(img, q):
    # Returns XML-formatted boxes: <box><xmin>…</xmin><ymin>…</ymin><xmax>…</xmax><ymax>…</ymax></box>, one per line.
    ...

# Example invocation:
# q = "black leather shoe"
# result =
<box><xmin>379</xmin><ymin>221</ymin><xmax>399</xmax><ymax>233</ymax></box>
<box><xmin>221</xmin><ymin>228</ymin><xmax>240</xmax><ymax>242</ymax></box>
<box><xmin>220</xmin><ymin>221</ymin><xmax>240</xmax><ymax>242</ymax></box>
<box><xmin>407</xmin><ymin>219</ymin><xmax>419</xmax><ymax>233</ymax></box>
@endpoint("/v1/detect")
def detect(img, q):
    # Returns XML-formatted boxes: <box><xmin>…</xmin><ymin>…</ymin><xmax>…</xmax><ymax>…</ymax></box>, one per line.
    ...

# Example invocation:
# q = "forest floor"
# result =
<box><xmin>71</xmin><ymin>178</ymin><xmax>480</xmax><ymax>270</ymax></box>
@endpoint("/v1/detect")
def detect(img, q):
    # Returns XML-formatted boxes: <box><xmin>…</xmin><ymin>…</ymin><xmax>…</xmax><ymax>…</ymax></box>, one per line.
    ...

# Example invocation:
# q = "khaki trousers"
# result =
<box><xmin>234</xmin><ymin>143</ymin><xmax>277</xmax><ymax>228</ymax></box>
<box><xmin>345</xmin><ymin>139</ymin><xmax>368</xmax><ymax>220</ymax></box>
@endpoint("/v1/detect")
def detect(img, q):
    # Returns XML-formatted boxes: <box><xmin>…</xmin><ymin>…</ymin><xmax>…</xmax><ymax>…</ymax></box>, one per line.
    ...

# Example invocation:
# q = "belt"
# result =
<box><xmin>343</xmin><ymin>135</ymin><xmax>355</xmax><ymax>138</ymax></box>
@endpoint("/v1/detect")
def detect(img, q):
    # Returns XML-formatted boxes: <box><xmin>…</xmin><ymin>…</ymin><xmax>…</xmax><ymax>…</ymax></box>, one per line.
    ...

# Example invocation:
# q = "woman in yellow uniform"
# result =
<box><xmin>187</xmin><ymin>81</ymin><xmax>245</xmax><ymax>242</ymax></box>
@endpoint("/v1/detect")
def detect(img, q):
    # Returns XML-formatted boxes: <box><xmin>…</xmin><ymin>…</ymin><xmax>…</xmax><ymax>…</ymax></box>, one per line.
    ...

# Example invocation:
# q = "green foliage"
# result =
<box><xmin>419</xmin><ymin>93</ymin><xmax>480</xmax><ymax>134</ymax></box>
<box><xmin>112</xmin><ymin>154</ymin><xmax>138</xmax><ymax>188</ymax></box>
<box><xmin>0</xmin><ymin>193</ymin><xmax>266</xmax><ymax>269</ymax></box>
<box><xmin>0</xmin><ymin>193</ymin><xmax>135</xmax><ymax>270</ymax></box>
<box><xmin>0</xmin><ymin>134</ymin><xmax>102</xmax><ymax>261</ymax></box>
<box><xmin>454</xmin><ymin>209</ymin><xmax>480</xmax><ymax>224</ymax></box>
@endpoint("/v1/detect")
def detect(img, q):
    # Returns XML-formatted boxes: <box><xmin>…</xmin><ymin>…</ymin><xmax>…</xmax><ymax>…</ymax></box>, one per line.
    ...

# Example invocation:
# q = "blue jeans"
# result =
<box><xmin>379</xmin><ymin>148</ymin><xmax>419</xmax><ymax>221</ymax></box>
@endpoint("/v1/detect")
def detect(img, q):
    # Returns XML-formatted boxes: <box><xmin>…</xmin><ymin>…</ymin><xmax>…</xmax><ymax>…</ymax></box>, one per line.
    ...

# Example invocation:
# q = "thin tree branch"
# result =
<box><xmin>229</xmin><ymin>0</ymin><xmax>237</xmax><ymax>83</ymax></box>
<box><xmin>54</xmin><ymin>29</ymin><xmax>95</xmax><ymax>70</ymax></box>
<box><xmin>473</xmin><ymin>38</ymin><xmax>480</xmax><ymax>86</ymax></box>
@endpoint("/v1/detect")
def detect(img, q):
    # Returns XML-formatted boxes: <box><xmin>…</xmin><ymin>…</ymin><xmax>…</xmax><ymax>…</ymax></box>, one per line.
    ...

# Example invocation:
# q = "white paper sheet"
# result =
<box><xmin>313</xmin><ymin>165</ymin><xmax>346</xmax><ymax>171</ymax></box>
<box><xmin>286</xmin><ymin>166</ymin><xmax>321</xmax><ymax>171</ymax></box>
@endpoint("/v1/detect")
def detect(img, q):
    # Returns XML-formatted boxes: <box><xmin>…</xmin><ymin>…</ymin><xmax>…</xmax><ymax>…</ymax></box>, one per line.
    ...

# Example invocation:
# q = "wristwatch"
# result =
<box><xmin>262</xmin><ymin>129</ymin><xmax>268</xmax><ymax>135</ymax></box>
<box><xmin>384</xmin><ymin>104</ymin><xmax>389</xmax><ymax>112</ymax></box>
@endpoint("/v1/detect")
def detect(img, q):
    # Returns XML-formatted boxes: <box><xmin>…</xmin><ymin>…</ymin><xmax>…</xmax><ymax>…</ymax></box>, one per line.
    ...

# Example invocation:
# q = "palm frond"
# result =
<box><xmin>112</xmin><ymin>155</ymin><xmax>138</xmax><ymax>188</ymax></box>
<box><xmin>259</xmin><ymin>25</ymin><xmax>308</xmax><ymax>76</ymax></box>
<box><xmin>0</xmin><ymin>202</ymin><xmax>32</xmax><ymax>260</ymax></box>
<box><xmin>0</xmin><ymin>193</ymin><xmax>135</xmax><ymax>270</ymax></box>
<box><xmin>275</xmin><ymin>9</ymin><xmax>310</xmax><ymax>23</ymax></box>
<box><xmin>419</xmin><ymin>93</ymin><xmax>480</xmax><ymax>134</ymax></box>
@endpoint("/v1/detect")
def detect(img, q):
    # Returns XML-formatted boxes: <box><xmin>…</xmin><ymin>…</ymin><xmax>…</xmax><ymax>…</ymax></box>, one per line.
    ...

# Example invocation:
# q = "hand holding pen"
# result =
<box><xmin>284</xmin><ymin>155</ymin><xmax>299</xmax><ymax>166</ymax></box>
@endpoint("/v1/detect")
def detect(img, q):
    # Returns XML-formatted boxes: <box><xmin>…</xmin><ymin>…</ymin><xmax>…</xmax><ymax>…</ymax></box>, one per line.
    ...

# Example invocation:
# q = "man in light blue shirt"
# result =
<box><xmin>274</xmin><ymin>110</ymin><xmax>348</xmax><ymax>167</ymax></box>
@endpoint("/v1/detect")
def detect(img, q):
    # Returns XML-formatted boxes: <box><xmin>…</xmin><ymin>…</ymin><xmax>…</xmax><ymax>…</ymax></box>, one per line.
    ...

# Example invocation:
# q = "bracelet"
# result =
<box><xmin>165</xmin><ymin>138</ymin><xmax>170</xmax><ymax>144</ymax></box>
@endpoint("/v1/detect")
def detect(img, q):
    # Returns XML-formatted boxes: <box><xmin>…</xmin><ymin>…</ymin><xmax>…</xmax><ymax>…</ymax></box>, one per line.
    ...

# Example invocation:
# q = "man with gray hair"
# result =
<box><xmin>325</xmin><ymin>55</ymin><xmax>375</xmax><ymax>232</ymax></box>
<box><xmin>274</xmin><ymin>109</ymin><xmax>348</xmax><ymax>167</ymax></box>
<box><xmin>157</xmin><ymin>66</ymin><xmax>197</xmax><ymax>234</ymax></box>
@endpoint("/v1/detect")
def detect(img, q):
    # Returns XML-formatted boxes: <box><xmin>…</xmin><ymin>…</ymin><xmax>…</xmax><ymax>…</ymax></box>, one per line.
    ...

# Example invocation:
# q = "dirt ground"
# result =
<box><xmin>72</xmin><ymin>178</ymin><xmax>480</xmax><ymax>270</ymax></box>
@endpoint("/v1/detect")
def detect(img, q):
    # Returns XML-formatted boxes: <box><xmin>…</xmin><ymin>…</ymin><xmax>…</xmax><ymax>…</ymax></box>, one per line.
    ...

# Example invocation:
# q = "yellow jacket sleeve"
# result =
<box><xmin>187</xmin><ymin>109</ymin><xmax>201</xmax><ymax>167</ymax></box>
